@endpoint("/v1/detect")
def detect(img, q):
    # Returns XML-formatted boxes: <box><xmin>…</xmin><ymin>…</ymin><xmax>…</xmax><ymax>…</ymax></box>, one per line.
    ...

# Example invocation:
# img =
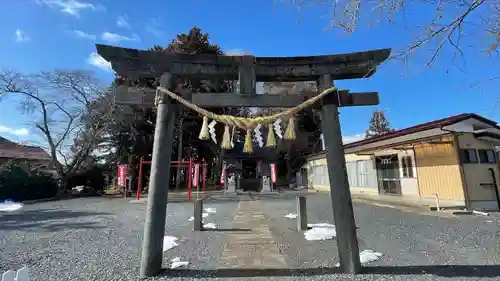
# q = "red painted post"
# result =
<box><xmin>187</xmin><ymin>158</ymin><xmax>193</xmax><ymax>201</ymax></box>
<box><xmin>137</xmin><ymin>157</ymin><xmax>144</xmax><ymax>200</ymax></box>
<box><xmin>202</xmin><ymin>163</ymin><xmax>207</xmax><ymax>193</ymax></box>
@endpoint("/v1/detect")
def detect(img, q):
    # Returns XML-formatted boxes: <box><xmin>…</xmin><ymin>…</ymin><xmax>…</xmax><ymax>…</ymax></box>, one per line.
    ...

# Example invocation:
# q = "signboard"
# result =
<box><xmin>270</xmin><ymin>163</ymin><xmax>277</xmax><ymax>184</ymax></box>
<box><xmin>117</xmin><ymin>164</ymin><xmax>128</xmax><ymax>187</ymax></box>
<box><xmin>220</xmin><ymin>163</ymin><xmax>226</xmax><ymax>184</ymax></box>
<box><xmin>193</xmin><ymin>164</ymin><xmax>200</xmax><ymax>187</ymax></box>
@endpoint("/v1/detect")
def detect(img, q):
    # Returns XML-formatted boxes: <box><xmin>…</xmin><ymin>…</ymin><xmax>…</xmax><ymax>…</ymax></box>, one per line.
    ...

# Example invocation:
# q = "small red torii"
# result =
<box><xmin>136</xmin><ymin>156</ymin><xmax>207</xmax><ymax>201</ymax></box>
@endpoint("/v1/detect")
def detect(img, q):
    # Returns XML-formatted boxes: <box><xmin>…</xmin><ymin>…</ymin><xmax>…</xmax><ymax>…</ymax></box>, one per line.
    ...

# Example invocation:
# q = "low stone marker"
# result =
<box><xmin>193</xmin><ymin>199</ymin><xmax>204</xmax><ymax>231</ymax></box>
<box><xmin>297</xmin><ymin>196</ymin><xmax>308</xmax><ymax>231</ymax></box>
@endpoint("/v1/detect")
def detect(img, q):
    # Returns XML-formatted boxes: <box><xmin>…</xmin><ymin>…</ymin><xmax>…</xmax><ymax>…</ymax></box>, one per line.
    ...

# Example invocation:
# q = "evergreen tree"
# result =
<box><xmin>365</xmin><ymin>109</ymin><xmax>394</xmax><ymax>138</ymax></box>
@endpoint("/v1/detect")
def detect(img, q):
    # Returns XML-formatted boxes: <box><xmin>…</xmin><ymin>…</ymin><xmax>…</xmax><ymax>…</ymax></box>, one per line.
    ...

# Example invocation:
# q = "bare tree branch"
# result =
<box><xmin>0</xmin><ymin>69</ymin><xmax>112</xmax><ymax>191</ymax></box>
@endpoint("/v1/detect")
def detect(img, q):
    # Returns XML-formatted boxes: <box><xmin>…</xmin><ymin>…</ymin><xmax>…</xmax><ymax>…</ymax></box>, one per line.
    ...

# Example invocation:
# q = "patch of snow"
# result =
<box><xmin>284</xmin><ymin>213</ymin><xmax>298</xmax><ymax>219</ymax></box>
<box><xmin>170</xmin><ymin>257</ymin><xmax>189</xmax><ymax>269</ymax></box>
<box><xmin>359</xmin><ymin>249</ymin><xmax>383</xmax><ymax>264</ymax></box>
<box><xmin>333</xmin><ymin>250</ymin><xmax>383</xmax><ymax>267</ymax></box>
<box><xmin>203</xmin><ymin>223</ymin><xmax>217</xmax><ymax>229</ymax></box>
<box><xmin>204</xmin><ymin>207</ymin><xmax>216</xmax><ymax>213</ymax></box>
<box><xmin>188</xmin><ymin>212</ymin><xmax>209</xmax><ymax>222</ymax></box>
<box><xmin>304</xmin><ymin>223</ymin><xmax>336</xmax><ymax>241</ymax></box>
<box><xmin>162</xmin><ymin>236</ymin><xmax>179</xmax><ymax>252</ymax></box>
<box><xmin>0</xmin><ymin>201</ymin><xmax>23</xmax><ymax>212</ymax></box>
<box><xmin>472</xmin><ymin>210</ymin><xmax>489</xmax><ymax>216</ymax></box>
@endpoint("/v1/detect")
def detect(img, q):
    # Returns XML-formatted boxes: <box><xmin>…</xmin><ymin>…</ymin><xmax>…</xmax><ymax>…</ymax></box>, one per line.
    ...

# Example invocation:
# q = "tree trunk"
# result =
<box><xmin>175</xmin><ymin>117</ymin><xmax>184</xmax><ymax>190</ymax></box>
<box><xmin>56</xmin><ymin>175</ymin><xmax>69</xmax><ymax>199</ymax></box>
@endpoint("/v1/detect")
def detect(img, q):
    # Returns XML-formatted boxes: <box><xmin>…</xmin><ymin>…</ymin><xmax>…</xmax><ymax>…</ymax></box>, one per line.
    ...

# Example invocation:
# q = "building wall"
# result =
<box><xmin>304</xmin><ymin>157</ymin><xmax>329</xmax><ymax>191</ymax></box>
<box><xmin>304</xmin><ymin>153</ymin><xmax>378</xmax><ymax>194</ymax></box>
<box><xmin>371</xmin><ymin>149</ymin><xmax>419</xmax><ymax>196</ymax></box>
<box><xmin>397</xmin><ymin>150</ymin><xmax>419</xmax><ymax>196</ymax></box>
<box><xmin>413</xmin><ymin>136</ymin><xmax>465</xmax><ymax>201</ymax></box>
<box><xmin>457</xmin><ymin>133</ymin><xmax>500</xmax><ymax>210</ymax></box>
<box><xmin>345</xmin><ymin>154</ymin><xmax>378</xmax><ymax>195</ymax></box>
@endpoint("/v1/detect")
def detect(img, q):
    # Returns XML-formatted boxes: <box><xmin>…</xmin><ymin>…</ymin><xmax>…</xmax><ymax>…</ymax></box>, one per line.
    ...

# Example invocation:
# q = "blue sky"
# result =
<box><xmin>0</xmin><ymin>0</ymin><xmax>499</xmax><ymax>144</ymax></box>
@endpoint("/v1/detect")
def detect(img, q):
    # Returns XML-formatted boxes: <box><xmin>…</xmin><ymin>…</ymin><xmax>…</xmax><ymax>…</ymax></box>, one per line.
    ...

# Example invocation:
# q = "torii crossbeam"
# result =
<box><xmin>96</xmin><ymin>43</ymin><xmax>391</xmax><ymax>277</ymax></box>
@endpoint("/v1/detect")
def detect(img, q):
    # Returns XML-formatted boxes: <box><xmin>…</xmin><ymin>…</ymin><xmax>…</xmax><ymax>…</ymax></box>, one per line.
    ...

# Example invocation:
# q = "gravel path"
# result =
<box><xmin>0</xmin><ymin>197</ymin><xmax>238</xmax><ymax>281</ymax></box>
<box><xmin>1</xmin><ymin>194</ymin><xmax>500</xmax><ymax>281</ymax></box>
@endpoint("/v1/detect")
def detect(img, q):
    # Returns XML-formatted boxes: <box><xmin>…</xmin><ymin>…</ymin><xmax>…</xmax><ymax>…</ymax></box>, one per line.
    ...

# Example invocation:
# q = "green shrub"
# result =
<box><xmin>66</xmin><ymin>164</ymin><xmax>107</xmax><ymax>194</ymax></box>
<box><xmin>0</xmin><ymin>163</ymin><xmax>58</xmax><ymax>201</ymax></box>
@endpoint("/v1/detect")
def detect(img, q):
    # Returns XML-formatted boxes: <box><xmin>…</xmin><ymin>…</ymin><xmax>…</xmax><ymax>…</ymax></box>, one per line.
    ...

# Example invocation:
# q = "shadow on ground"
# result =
<box><xmin>159</xmin><ymin>265</ymin><xmax>500</xmax><ymax>278</ymax></box>
<box><xmin>202</xmin><ymin>228</ymin><xmax>252</xmax><ymax>232</ymax></box>
<box><xmin>0</xmin><ymin>209</ymin><xmax>112</xmax><ymax>231</ymax></box>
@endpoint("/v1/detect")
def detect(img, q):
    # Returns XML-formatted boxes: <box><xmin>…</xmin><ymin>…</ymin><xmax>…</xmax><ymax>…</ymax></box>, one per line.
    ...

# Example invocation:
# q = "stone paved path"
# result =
<box><xmin>219</xmin><ymin>197</ymin><xmax>287</xmax><ymax>269</ymax></box>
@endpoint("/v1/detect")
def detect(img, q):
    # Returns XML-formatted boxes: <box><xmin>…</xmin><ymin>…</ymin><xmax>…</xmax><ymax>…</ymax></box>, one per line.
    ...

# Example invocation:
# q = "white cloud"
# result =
<box><xmin>145</xmin><ymin>18</ymin><xmax>163</xmax><ymax>37</ymax></box>
<box><xmin>87</xmin><ymin>52</ymin><xmax>113</xmax><ymax>72</ymax></box>
<box><xmin>71</xmin><ymin>29</ymin><xmax>95</xmax><ymax>40</ymax></box>
<box><xmin>101</xmin><ymin>32</ymin><xmax>139</xmax><ymax>43</ymax></box>
<box><xmin>117</xmin><ymin>15</ymin><xmax>130</xmax><ymax>28</ymax></box>
<box><xmin>0</xmin><ymin>126</ymin><xmax>29</xmax><ymax>136</ymax></box>
<box><xmin>225</xmin><ymin>49</ymin><xmax>249</xmax><ymax>56</ymax></box>
<box><xmin>343</xmin><ymin>134</ymin><xmax>365</xmax><ymax>144</ymax></box>
<box><xmin>15</xmin><ymin>29</ymin><xmax>30</xmax><ymax>42</ymax></box>
<box><xmin>38</xmin><ymin>0</ymin><xmax>105</xmax><ymax>17</ymax></box>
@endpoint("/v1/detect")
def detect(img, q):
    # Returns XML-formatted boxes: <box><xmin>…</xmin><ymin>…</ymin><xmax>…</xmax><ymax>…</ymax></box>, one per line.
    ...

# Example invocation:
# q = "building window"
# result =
<box><xmin>478</xmin><ymin>149</ymin><xmax>496</xmax><ymax>164</ymax></box>
<box><xmin>356</xmin><ymin>160</ymin><xmax>368</xmax><ymax>186</ymax></box>
<box><xmin>312</xmin><ymin>165</ymin><xmax>329</xmax><ymax>185</ymax></box>
<box><xmin>346</xmin><ymin>160</ymin><xmax>376</xmax><ymax>188</ymax></box>
<box><xmin>459</xmin><ymin>149</ymin><xmax>478</xmax><ymax>163</ymax></box>
<box><xmin>401</xmin><ymin>156</ymin><xmax>414</xmax><ymax>178</ymax></box>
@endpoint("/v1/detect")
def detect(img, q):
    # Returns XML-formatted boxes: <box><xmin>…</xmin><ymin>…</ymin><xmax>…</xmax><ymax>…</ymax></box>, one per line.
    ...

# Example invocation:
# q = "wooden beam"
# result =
<box><xmin>113</xmin><ymin>86</ymin><xmax>379</xmax><ymax>108</ymax></box>
<box><xmin>111</xmin><ymin>60</ymin><xmax>377</xmax><ymax>81</ymax></box>
<box><xmin>96</xmin><ymin>44</ymin><xmax>391</xmax><ymax>81</ymax></box>
<box><xmin>238</xmin><ymin>55</ymin><xmax>256</xmax><ymax>95</ymax></box>
<box><xmin>113</xmin><ymin>86</ymin><xmax>155</xmax><ymax>105</ymax></box>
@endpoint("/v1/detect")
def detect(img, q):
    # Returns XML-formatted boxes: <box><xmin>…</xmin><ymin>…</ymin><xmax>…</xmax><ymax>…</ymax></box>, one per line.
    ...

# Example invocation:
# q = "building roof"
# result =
<box><xmin>344</xmin><ymin>113</ymin><xmax>499</xmax><ymax>149</ymax></box>
<box><xmin>307</xmin><ymin>113</ymin><xmax>500</xmax><ymax>160</ymax></box>
<box><xmin>0</xmin><ymin>137</ymin><xmax>52</xmax><ymax>161</ymax></box>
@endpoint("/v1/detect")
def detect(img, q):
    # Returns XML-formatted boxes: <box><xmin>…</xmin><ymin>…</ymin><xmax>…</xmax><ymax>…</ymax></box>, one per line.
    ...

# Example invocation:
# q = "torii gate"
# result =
<box><xmin>96</xmin><ymin>44</ymin><xmax>390</xmax><ymax>277</ymax></box>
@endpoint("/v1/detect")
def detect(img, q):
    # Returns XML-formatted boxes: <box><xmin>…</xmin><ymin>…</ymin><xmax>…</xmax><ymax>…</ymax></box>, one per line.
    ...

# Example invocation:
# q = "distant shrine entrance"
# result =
<box><xmin>97</xmin><ymin>44</ymin><xmax>390</xmax><ymax>277</ymax></box>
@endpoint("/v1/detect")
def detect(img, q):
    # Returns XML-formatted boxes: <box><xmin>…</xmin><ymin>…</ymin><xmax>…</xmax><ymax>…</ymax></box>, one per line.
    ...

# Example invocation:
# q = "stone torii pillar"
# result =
<box><xmin>318</xmin><ymin>75</ymin><xmax>361</xmax><ymax>273</ymax></box>
<box><xmin>139</xmin><ymin>73</ymin><xmax>176</xmax><ymax>277</ymax></box>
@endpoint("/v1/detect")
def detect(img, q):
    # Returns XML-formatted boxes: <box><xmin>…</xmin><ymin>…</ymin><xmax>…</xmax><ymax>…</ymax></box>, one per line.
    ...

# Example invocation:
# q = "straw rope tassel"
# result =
<box><xmin>221</xmin><ymin>125</ymin><xmax>232</xmax><ymax>149</ymax></box>
<box><xmin>156</xmin><ymin>86</ymin><xmax>337</xmax><ymax>130</ymax></box>
<box><xmin>230</xmin><ymin>126</ymin><xmax>235</xmax><ymax>148</ymax></box>
<box><xmin>243</xmin><ymin>129</ymin><xmax>253</xmax><ymax>153</ymax></box>
<box><xmin>266</xmin><ymin>124</ymin><xmax>276</xmax><ymax>148</ymax></box>
<box><xmin>198</xmin><ymin>116</ymin><xmax>210</xmax><ymax>140</ymax></box>
<box><xmin>284</xmin><ymin>117</ymin><xmax>296</xmax><ymax>140</ymax></box>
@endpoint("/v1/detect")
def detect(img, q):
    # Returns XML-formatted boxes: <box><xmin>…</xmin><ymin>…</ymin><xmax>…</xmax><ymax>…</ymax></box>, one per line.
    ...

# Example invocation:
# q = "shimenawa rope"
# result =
<box><xmin>156</xmin><ymin>86</ymin><xmax>338</xmax><ymax>152</ymax></box>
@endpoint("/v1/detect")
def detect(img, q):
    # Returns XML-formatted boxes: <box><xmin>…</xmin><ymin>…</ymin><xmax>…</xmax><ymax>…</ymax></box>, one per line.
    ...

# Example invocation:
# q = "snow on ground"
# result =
<box><xmin>170</xmin><ymin>257</ymin><xmax>189</xmax><ymax>269</ymax></box>
<box><xmin>284</xmin><ymin>213</ymin><xmax>298</xmax><ymax>218</ymax></box>
<box><xmin>204</xmin><ymin>207</ymin><xmax>216</xmax><ymax>213</ymax></box>
<box><xmin>188</xmin><ymin>212</ymin><xmax>209</xmax><ymax>221</ymax></box>
<box><xmin>203</xmin><ymin>223</ymin><xmax>218</xmax><ymax>229</ymax></box>
<box><xmin>0</xmin><ymin>201</ymin><xmax>23</xmax><ymax>212</ymax></box>
<box><xmin>304</xmin><ymin>223</ymin><xmax>336</xmax><ymax>241</ymax></box>
<box><xmin>162</xmin><ymin>236</ymin><xmax>179</xmax><ymax>252</ymax></box>
<box><xmin>359</xmin><ymin>249</ymin><xmax>383</xmax><ymax>263</ymax></box>
<box><xmin>334</xmin><ymin>250</ymin><xmax>383</xmax><ymax>267</ymax></box>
